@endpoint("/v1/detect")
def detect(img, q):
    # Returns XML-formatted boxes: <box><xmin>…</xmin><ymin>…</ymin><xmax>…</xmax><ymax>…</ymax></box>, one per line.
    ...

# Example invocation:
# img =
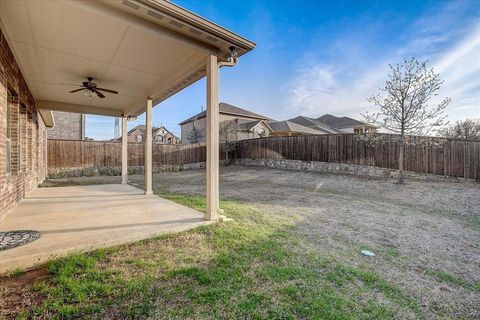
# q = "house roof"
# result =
<box><xmin>179</xmin><ymin>102</ymin><xmax>270</xmax><ymax>125</ymax></box>
<box><xmin>317</xmin><ymin>114</ymin><xmax>369</xmax><ymax>129</ymax></box>
<box><xmin>238</xmin><ymin>120</ymin><xmax>261</xmax><ymax>131</ymax></box>
<box><xmin>127</xmin><ymin>124</ymin><xmax>178</xmax><ymax>139</ymax></box>
<box><xmin>153</xmin><ymin>126</ymin><xmax>179</xmax><ymax>139</ymax></box>
<box><xmin>268</xmin><ymin>120</ymin><xmax>325</xmax><ymax>135</ymax></box>
<box><xmin>288</xmin><ymin>116</ymin><xmax>340</xmax><ymax>134</ymax></box>
<box><xmin>128</xmin><ymin>125</ymin><xmax>146</xmax><ymax>134</ymax></box>
<box><xmin>0</xmin><ymin>0</ymin><xmax>255</xmax><ymax>117</ymax></box>
<box><xmin>237</xmin><ymin>119</ymin><xmax>272</xmax><ymax>132</ymax></box>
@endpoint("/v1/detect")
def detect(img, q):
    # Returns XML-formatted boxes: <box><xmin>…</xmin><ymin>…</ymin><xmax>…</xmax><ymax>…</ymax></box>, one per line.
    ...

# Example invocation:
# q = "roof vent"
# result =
<box><xmin>122</xmin><ymin>0</ymin><xmax>140</xmax><ymax>10</ymax></box>
<box><xmin>147</xmin><ymin>10</ymin><xmax>164</xmax><ymax>20</ymax></box>
<box><xmin>169</xmin><ymin>20</ymin><xmax>184</xmax><ymax>28</ymax></box>
<box><xmin>206</xmin><ymin>35</ymin><xmax>218</xmax><ymax>43</ymax></box>
<box><xmin>189</xmin><ymin>28</ymin><xmax>202</xmax><ymax>36</ymax></box>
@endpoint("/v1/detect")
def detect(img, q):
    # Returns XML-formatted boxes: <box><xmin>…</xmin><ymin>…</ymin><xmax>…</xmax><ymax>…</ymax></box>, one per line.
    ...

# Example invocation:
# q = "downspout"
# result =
<box><xmin>81</xmin><ymin>113</ymin><xmax>86</xmax><ymax>140</ymax></box>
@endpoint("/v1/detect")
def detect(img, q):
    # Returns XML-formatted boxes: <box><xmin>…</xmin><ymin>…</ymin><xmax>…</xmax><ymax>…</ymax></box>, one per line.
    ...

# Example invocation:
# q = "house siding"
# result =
<box><xmin>0</xmin><ymin>28</ymin><xmax>47</xmax><ymax>221</ymax></box>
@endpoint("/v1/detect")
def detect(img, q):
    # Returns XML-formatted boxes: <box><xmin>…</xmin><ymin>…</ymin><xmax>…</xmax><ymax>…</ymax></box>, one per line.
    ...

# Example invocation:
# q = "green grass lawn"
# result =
<box><xmin>14</xmin><ymin>192</ymin><xmax>421</xmax><ymax>319</ymax></box>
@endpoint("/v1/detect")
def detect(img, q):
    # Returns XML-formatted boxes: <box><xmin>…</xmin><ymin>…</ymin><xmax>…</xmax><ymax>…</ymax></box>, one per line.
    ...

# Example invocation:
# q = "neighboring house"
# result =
<box><xmin>220</xmin><ymin>119</ymin><xmax>272</xmax><ymax>142</ymax></box>
<box><xmin>179</xmin><ymin>102</ymin><xmax>271</xmax><ymax>144</ymax></box>
<box><xmin>125</xmin><ymin>125</ymin><xmax>179</xmax><ymax>144</ymax></box>
<box><xmin>288</xmin><ymin>116</ymin><xmax>341</xmax><ymax>134</ymax></box>
<box><xmin>153</xmin><ymin>126</ymin><xmax>180</xmax><ymax>144</ymax></box>
<box><xmin>47</xmin><ymin>111</ymin><xmax>85</xmax><ymax>140</ymax></box>
<box><xmin>317</xmin><ymin>114</ymin><xmax>377</xmax><ymax>134</ymax></box>
<box><xmin>127</xmin><ymin>125</ymin><xmax>147</xmax><ymax>143</ymax></box>
<box><xmin>268</xmin><ymin>120</ymin><xmax>325</xmax><ymax>137</ymax></box>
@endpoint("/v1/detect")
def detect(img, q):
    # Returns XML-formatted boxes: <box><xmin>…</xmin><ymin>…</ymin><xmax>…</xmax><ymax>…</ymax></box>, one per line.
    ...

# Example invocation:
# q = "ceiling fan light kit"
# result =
<box><xmin>65</xmin><ymin>77</ymin><xmax>118</xmax><ymax>99</ymax></box>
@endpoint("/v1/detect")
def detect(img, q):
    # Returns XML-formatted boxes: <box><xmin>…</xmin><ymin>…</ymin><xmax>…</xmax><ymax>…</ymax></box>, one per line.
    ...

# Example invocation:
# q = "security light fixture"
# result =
<box><xmin>228</xmin><ymin>46</ymin><xmax>237</xmax><ymax>61</ymax></box>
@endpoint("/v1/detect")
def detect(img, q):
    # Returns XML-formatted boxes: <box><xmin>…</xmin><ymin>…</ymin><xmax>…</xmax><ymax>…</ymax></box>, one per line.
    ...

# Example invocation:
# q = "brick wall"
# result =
<box><xmin>47</xmin><ymin>111</ymin><xmax>84</xmax><ymax>140</ymax></box>
<box><xmin>0</xmin><ymin>27</ymin><xmax>47</xmax><ymax>221</ymax></box>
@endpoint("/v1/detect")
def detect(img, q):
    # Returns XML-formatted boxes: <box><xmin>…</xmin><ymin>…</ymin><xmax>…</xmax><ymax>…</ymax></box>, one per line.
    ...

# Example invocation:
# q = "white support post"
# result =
<box><xmin>145</xmin><ymin>98</ymin><xmax>153</xmax><ymax>195</ymax></box>
<box><xmin>121</xmin><ymin>116</ymin><xmax>128</xmax><ymax>184</ymax></box>
<box><xmin>44</xmin><ymin>129</ymin><xmax>48</xmax><ymax>177</ymax></box>
<box><xmin>205</xmin><ymin>54</ymin><xmax>220</xmax><ymax>221</ymax></box>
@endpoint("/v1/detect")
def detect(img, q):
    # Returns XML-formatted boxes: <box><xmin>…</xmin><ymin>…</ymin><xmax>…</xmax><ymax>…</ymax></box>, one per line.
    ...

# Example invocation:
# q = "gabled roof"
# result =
<box><xmin>288</xmin><ymin>116</ymin><xmax>340</xmax><ymax>134</ymax></box>
<box><xmin>317</xmin><ymin>114</ymin><xmax>368</xmax><ymax>129</ymax></box>
<box><xmin>179</xmin><ymin>102</ymin><xmax>271</xmax><ymax>125</ymax></box>
<box><xmin>127</xmin><ymin>124</ymin><xmax>178</xmax><ymax>139</ymax></box>
<box><xmin>268</xmin><ymin>120</ymin><xmax>325</xmax><ymax>135</ymax></box>
<box><xmin>237</xmin><ymin>119</ymin><xmax>272</xmax><ymax>132</ymax></box>
<box><xmin>128</xmin><ymin>124</ymin><xmax>159</xmax><ymax>134</ymax></box>
<box><xmin>153</xmin><ymin>126</ymin><xmax>179</xmax><ymax>139</ymax></box>
<box><xmin>238</xmin><ymin>120</ymin><xmax>261</xmax><ymax>131</ymax></box>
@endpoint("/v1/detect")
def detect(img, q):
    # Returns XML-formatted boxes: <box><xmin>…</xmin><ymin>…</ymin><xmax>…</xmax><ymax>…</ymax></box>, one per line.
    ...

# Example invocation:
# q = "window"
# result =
<box><xmin>136</xmin><ymin>135</ymin><xmax>143</xmax><ymax>142</ymax></box>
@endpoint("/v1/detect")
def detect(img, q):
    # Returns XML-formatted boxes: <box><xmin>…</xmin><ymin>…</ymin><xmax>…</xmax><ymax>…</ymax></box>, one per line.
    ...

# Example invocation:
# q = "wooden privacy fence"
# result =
<box><xmin>48</xmin><ymin>139</ymin><xmax>208</xmax><ymax>169</ymax></box>
<box><xmin>48</xmin><ymin>134</ymin><xmax>480</xmax><ymax>180</ymax></box>
<box><xmin>234</xmin><ymin>134</ymin><xmax>480</xmax><ymax>180</ymax></box>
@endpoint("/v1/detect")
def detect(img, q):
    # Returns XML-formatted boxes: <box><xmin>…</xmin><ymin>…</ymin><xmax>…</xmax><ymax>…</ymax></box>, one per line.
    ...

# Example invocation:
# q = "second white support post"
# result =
<box><xmin>145</xmin><ymin>98</ymin><xmax>153</xmax><ymax>195</ymax></box>
<box><xmin>121</xmin><ymin>116</ymin><xmax>128</xmax><ymax>184</ymax></box>
<box><xmin>205</xmin><ymin>54</ymin><xmax>220</xmax><ymax>221</ymax></box>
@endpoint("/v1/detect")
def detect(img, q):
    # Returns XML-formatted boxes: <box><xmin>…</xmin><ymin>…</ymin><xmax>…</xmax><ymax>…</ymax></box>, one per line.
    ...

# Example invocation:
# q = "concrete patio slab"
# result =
<box><xmin>0</xmin><ymin>184</ymin><xmax>208</xmax><ymax>273</ymax></box>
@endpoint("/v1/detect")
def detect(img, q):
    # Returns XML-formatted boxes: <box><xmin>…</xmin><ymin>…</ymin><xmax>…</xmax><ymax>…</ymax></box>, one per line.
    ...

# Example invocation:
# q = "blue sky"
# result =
<box><xmin>86</xmin><ymin>0</ymin><xmax>480</xmax><ymax>140</ymax></box>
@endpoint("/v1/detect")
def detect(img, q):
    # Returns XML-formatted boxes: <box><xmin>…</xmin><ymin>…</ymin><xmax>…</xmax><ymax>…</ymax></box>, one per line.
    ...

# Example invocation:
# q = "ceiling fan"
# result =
<box><xmin>63</xmin><ymin>77</ymin><xmax>118</xmax><ymax>98</ymax></box>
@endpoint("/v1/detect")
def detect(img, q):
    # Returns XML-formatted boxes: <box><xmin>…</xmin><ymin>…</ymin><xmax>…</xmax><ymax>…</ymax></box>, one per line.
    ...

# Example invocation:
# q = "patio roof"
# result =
<box><xmin>0</xmin><ymin>0</ymin><xmax>255</xmax><ymax>117</ymax></box>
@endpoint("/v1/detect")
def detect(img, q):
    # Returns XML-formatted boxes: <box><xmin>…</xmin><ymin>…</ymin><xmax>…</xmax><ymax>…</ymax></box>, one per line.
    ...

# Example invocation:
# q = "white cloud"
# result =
<box><xmin>286</xmin><ymin>4</ymin><xmax>480</xmax><ymax>122</ymax></box>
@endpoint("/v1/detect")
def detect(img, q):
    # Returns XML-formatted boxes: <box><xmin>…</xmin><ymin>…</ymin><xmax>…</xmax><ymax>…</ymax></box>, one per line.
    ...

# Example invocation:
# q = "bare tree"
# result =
<box><xmin>438</xmin><ymin>119</ymin><xmax>480</xmax><ymax>140</ymax></box>
<box><xmin>363</xmin><ymin>58</ymin><xmax>450</xmax><ymax>184</ymax></box>
<box><xmin>188</xmin><ymin>118</ymin><xmax>203</xmax><ymax>144</ymax></box>
<box><xmin>219</xmin><ymin>119</ymin><xmax>238</xmax><ymax>165</ymax></box>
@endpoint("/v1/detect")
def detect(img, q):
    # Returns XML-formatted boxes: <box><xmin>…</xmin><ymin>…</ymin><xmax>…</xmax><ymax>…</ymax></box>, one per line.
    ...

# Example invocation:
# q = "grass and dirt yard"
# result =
<box><xmin>1</xmin><ymin>166</ymin><xmax>479</xmax><ymax>319</ymax></box>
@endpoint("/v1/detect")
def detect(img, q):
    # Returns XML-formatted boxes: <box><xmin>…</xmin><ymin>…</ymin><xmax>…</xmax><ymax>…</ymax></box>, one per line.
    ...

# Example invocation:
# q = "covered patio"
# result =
<box><xmin>0</xmin><ymin>0</ymin><xmax>254</xmax><ymax>272</ymax></box>
<box><xmin>0</xmin><ymin>183</ymin><xmax>209</xmax><ymax>273</ymax></box>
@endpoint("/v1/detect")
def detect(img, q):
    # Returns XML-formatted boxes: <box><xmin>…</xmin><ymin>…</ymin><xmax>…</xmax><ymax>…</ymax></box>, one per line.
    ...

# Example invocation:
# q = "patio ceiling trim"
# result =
<box><xmin>38</xmin><ymin>109</ymin><xmax>55</xmax><ymax>128</ymax></box>
<box><xmin>36</xmin><ymin>100</ymin><xmax>123</xmax><ymax>117</ymax></box>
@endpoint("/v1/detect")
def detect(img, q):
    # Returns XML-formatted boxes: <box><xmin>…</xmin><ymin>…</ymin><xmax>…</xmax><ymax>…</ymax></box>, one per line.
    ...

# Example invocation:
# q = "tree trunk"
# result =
<box><xmin>398</xmin><ymin>138</ymin><xmax>405</xmax><ymax>184</ymax></box>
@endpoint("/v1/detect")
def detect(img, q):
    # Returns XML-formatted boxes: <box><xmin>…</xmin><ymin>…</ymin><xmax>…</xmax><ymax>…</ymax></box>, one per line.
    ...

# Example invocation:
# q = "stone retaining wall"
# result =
<box><xmin>233</xmin><ymin>158</ymin><xmax>473</xmax><ymax>182</ymax></box>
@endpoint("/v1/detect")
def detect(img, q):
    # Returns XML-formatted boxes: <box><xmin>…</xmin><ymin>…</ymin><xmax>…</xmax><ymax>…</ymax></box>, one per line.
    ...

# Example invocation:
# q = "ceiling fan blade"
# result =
<box><xmin>94</xmin><ymin>89</ymin><xmax>105</xmax><ymax>98</ymax></box>
<box><xmin>69</xmin><ymin>88</ymin><xmax>86</xmax><ymax>93</ymax></box>
<box><xmin>96</xmin><ymin>87</ymin><xmax>118</xmax><ymax>94</ymax></box>
<box><xmin>60</xmin><ymin>82</ymin><xmax>83</xmax><ymax>87</ymax></box>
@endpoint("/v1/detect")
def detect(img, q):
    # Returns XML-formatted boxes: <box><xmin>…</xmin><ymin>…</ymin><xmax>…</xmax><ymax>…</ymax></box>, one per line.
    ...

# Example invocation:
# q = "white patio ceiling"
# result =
<box><xmin>0</xmin><ymin>0</ymin><xmax>254</xmax><ymax>117</ymax></box>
